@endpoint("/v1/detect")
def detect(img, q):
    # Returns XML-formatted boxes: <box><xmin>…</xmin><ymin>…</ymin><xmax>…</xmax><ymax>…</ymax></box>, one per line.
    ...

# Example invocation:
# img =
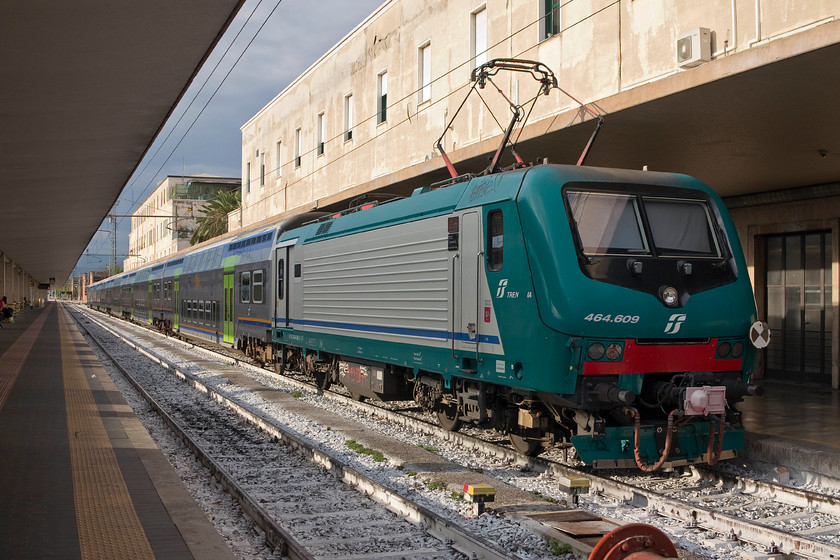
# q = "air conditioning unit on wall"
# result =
<box><xmin>677</xmin><ymin>28</ymin><xmax>711</xmax><ymax>68</ymax></box>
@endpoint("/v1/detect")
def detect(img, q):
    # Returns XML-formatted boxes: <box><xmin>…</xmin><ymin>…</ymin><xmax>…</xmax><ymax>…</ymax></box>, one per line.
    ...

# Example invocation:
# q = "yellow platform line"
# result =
<box><xmin>58</xmin><ymin>307</ymin><xmax>156</xmax><ymax>560</ymax></box>
<box><xmin>0</xmin><ymin>306</ymin><xmax>50</xmax><ymax>413</ymax></box>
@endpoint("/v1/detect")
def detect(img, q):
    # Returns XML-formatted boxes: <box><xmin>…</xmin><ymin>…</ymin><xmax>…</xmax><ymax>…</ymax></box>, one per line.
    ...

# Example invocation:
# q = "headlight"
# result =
<box><xmin>587</xmin><ymin>342</ymin><xmax>606</xmax><ymax>360</ymax></box>
<box><xmin>717</xmin><ymin>341</ymin><xmax>731</xmax><ymax>358</ymax></box>
<box><xmin>732</xmin><ymin>341</ymin><xmax>744</xmax><ymax>358</ymax></box>
<box><xmin>661</xmin><ymin>286</ymin><xmax>679</xmax><ymax>307</ymax></box>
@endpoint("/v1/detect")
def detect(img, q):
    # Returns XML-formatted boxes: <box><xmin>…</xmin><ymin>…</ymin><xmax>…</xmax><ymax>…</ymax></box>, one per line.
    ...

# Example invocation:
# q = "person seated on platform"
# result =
<box><xmin>1</xmin><ymin>296</ymin><xmax>12</xmax><ymax>323</ymax></box>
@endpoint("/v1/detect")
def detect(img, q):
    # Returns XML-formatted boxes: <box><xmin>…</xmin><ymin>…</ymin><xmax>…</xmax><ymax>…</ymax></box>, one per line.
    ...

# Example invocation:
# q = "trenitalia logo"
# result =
<box><xmin>664</xmin><ymin>314</ymin><xmax>687</xmax><ymax>334</ymax></box>
<box><xmin>496</xmin><ymin>279</ymin><xmax>508</xmax><ymax>298</ymax></box>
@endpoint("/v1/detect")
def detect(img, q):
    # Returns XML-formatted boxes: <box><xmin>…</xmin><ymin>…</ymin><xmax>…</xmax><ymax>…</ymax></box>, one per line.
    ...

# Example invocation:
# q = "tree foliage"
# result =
<box><xmin>191</xmin><ymin>189</ymin><xmax>241</xmax><ymax>246</ymax></box>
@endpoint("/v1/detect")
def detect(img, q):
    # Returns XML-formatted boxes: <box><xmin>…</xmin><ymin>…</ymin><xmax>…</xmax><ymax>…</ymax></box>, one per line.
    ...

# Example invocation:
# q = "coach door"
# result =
<box><xmin>147</xmin><ymin>282</ymin><xmax>153</xmax><ymax>323</ymax></box>
<box><xmin>275</xmin><ymin>246</ymin><xmax>291</xmax><ymax>329</ymax></box>
<box><xmin>173</xmin><ymin>279</ymin><xmax>180</xmax><ymax>330</ymax></box>
<box><xmin>223</xmin><ymin>271</ymin><xmax>235</xmax><ymax>344</ymax></box>
<box><xmin>458</xmin><ymin>212</ymin><xmax>482</xmax><ymax>361</ymax></box>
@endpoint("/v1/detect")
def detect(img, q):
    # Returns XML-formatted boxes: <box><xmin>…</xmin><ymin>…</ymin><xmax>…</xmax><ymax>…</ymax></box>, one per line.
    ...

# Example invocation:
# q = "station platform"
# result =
<box><xmin>0</xmin><ymin>303</ymin><xmax>235</xmax><ymax>560</ymax></box>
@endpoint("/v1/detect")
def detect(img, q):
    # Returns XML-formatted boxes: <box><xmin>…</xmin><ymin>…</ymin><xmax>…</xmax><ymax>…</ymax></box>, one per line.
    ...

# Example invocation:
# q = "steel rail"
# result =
<box><xmin>72</xmin><ymin>305</ymin><xmax>519</xmax><ymax>560</ymax></box>
<box><xmin>67</xmin><ymin>308</ymin><xmax>314</xmax><ymax>560</ymax></box>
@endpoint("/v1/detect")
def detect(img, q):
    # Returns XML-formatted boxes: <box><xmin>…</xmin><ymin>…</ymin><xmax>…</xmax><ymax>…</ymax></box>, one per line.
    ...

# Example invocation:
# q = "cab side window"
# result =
<box><xmin>487</xmin><ymin>210</ymin><xmax>503</xmax><ymax>271</ymax></box>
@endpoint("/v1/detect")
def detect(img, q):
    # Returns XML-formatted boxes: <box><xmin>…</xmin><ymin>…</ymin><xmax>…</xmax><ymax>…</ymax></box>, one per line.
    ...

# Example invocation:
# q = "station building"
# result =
<box><xmin>125</xmin><ymin>175</ymin><xmax>240</xmax><ymax>272</ymax></box>
<box><xmin>238</xmin><ymin>0</ymin><xmax>840</xmax><ymax>389</ymax></box>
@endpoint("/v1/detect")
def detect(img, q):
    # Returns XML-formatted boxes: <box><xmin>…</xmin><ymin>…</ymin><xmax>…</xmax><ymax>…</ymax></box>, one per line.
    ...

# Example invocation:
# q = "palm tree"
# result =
<box><xmin>190</xmin><ymin>189</ymin><xmax>241</xmax><ymax>245</ymax></box>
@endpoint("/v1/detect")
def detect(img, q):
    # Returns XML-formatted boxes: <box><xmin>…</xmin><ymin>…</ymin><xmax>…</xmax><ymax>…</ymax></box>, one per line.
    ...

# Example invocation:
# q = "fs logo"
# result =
<box><xmin>664</xmin><ymin>314</ymin><xmax>687</xmax><ymax>335</ymax></box>
<box><xmin>496</xmin><ymin>279</ymin><xmax>509</xmax><ymax>298</ymax></box>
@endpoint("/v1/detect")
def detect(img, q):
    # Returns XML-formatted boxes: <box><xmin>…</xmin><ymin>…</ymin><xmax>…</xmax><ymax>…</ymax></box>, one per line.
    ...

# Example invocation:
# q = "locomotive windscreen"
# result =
<box><xmin>643</xmin><ymin>198</ymin><xmax>720</xmax><ymax>257</ymax></box>
<box><xmin>566</xmin><ymin>192</ymin><xmax>648</xmax><ymax>254</ymax></box>
<box><xmin>566</xmin><ymin>190</ymin><xmax>721</xmax><ymax>258</ymax></box>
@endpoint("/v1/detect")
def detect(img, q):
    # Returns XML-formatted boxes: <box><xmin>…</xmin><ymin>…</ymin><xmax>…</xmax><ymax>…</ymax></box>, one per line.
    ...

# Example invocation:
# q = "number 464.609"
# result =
<box><xmin>584</xmin><ymin>314</ymin><xmax>639</xmax><ymax>324</ymax></box>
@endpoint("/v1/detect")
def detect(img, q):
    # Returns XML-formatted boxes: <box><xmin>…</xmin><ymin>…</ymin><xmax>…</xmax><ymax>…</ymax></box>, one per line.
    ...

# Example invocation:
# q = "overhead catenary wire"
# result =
<box><xmin>87</xmin><ymin>0</ymin><xmax>285</xmax><ymax>262</ymax></box>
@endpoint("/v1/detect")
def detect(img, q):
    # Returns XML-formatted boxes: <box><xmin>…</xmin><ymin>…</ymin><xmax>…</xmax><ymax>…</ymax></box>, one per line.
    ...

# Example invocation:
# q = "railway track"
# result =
<box><xmin>74</xmin><ymin>305</ymin><xmax>840</xmax><ymax>559</ymax></box>
<box><xmin>69</xmin><ymin>306</ymin><xmax>520</xmax><ymax>560</ymax></box>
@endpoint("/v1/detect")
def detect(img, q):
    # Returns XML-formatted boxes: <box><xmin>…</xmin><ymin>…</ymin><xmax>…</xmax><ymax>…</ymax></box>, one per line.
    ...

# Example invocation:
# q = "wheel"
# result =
<box><xmin>435</xmin><ymin>401</ymin><xmax>462</xmax><ymax>432</ymax></box>
<box><xmin>313</xmin><ymin>368</ymin><xmax>332</xmax><ymax>391</ymax></box>
<box><xmin>509</xmin><ymin>433</ymin><xmax>543</xmax><ymax>456</ymax></box>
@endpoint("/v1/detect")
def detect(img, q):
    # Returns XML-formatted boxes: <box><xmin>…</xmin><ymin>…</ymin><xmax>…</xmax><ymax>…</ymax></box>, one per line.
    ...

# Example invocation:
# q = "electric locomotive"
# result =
<box><xmin>268</xmin><ymin>163</ymin><xmax>765</xmax><ymax>469</ymax></box>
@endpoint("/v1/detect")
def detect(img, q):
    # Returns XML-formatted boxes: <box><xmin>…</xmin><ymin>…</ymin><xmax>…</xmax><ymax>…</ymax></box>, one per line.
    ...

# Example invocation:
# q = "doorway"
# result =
<box><xmin>765</xmin><ymin>232</ymin><xmax>833</xmax><ymax>385</ymax></box>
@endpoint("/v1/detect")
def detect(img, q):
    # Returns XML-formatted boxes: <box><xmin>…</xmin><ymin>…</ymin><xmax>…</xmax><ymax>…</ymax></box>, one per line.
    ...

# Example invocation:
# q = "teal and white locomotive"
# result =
<box><xmin>268</xmin><ymin>163</ymin><xmax>765</xmax><ymax>469</ymax></box>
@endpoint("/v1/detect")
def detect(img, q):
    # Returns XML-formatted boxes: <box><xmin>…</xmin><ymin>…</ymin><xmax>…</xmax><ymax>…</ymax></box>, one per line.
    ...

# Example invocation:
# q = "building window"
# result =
<box><xmin>471</xmin><ymin>6</ymin><xmax>487</xmax><ymax>70</ymax></box>
<box><xmin>418</xmin><ymin>42</ymin><xmax>431</xmax><ymax>104</ymax></box>
<box><xmin>487</xmin><ymin>209</ymin><xmax>503</xmax><ymax>271</ymax></box>
<box><xmin>294</xmin><ymin>128</ymin><xmax>301</xmax><ymax>168</ymax></box>
<box><xmin>542</xmin><ymin>0</ymin><xmax>561</xmax><ymax>39</ymax></box>
<box><xmin>344</xmin><ymin>93</ymin><xmax>353</xmax><ymax>141</ymax></box>
<box><xmin>245</xmin><ymin>162</ymin><xmax>251</xmax><ymax>194</ymax></box>
<box><xmin>377</xmin><ymin>71</ymin><xmax>388</xmax><ymax>124</ymax></box>
<box><xmin>317</xmin><ymin>112</ymin><xmax>325</xmax><ymax>156</ymax></box>
<box><xmin>275</xmin><ymin>140</ymin><xmax>282</xmax><ymax>182</ymax></box>
<box><xmin>260</xmin><ymin>151</ymin><xmax>265</xmax><ymax>186</ymax></box>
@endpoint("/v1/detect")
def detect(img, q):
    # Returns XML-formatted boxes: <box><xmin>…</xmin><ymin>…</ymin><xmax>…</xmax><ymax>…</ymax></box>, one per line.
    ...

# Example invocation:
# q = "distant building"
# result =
<box><xmin>79</xmin><ymin>271</ymin><xmax>106</xmax><ymax>302</ymax></box>
<box><xmin>125</xmin><ymin>175</ymin><xmax>240</xmax><ymax>271</ymax></box>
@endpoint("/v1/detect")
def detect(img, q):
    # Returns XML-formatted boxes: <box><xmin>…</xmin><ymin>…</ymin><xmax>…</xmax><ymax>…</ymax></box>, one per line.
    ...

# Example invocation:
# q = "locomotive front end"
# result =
<box><xmin>517</xmin><ymin>165</ymin><xmax>767</xmax><ymax>470</ymax></box>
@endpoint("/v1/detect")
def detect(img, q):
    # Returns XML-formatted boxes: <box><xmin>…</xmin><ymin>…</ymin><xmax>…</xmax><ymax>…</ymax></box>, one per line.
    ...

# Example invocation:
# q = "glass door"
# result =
<box><xmin>765</xmin><ymin>232</ymin><xmax>833</xmax><ymax>384</ymax></box>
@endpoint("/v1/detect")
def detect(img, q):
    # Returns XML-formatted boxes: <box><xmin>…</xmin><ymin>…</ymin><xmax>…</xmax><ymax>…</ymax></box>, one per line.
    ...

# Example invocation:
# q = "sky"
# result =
<box><xmin>75</xmin><ymin>0</ymin><xmax>384</xmax><ymax>275</ymax></box>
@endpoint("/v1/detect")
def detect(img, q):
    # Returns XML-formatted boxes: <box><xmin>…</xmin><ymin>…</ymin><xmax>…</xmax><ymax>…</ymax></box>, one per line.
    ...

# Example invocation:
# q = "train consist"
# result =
<box><xmin>88</xmin><ymin>162</ymin><xmax>767</xmax><ymax>470</ymax></box>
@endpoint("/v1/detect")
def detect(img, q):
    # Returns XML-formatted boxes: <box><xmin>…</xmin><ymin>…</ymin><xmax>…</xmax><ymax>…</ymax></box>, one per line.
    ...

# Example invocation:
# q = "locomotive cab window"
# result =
<box><xmin>566</xmin><ymin>192</ymin><xmax>647</xmax><ymax>255</ymax></box>
<box><xmin>642</xmin><ymin>197</ymin><xmax>720</xmax><ymax>257</ymax></box>
<box><xmin>487</xmin><ymin>210</ymin><xmax>504</xmax><ymax>271</ymax></box>
<box><xmin>241</xmin><ymin>271</ymin><xmax>251</xmax><ymax>303</ymax></box>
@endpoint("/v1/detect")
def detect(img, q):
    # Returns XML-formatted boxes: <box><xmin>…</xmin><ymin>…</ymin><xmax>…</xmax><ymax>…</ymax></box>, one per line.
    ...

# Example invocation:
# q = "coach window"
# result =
<box><xmin>277</xmin><ymin>259</ymin><xmax>285</xmax><ymax>299</ymax></box>
<box><xmin>253</xmin><ymin>270</ymin><xmax>264</xmax><ymax>303</ymax></box>
<box><xmin>198</xmin><ymin>301</ymin><xmax>205</xmax><ymax>325</ymax></box>
<box><xmin>205</xmin><ymin>301</ymin><xmax>211</xmax><ymax>325</ymax></box>
<box><xmin>241</xmin><ymin>271</ymin><xmax>251</xmax><ymax>303</ymax></box>
<box><xmin>212</xmin><ymin>301</ymin><xmax>217</xmax><ymax>327</ymax></box>
<box><xmin>186</xmin><ymin>300</ymin><xmax>192</xmax><ymax>322</ymax></box>
<box><xmin>487</xmin><ymin>210</ymin><xmax>503</xmax><ymax>271</ymax></box>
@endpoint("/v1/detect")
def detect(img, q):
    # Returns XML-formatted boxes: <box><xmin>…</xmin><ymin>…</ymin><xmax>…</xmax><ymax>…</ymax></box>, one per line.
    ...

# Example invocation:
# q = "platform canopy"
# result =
<box><xmin>0</xmin><ymin>0</ymin><xmax>245</xmax><ymax>286</ymax></box>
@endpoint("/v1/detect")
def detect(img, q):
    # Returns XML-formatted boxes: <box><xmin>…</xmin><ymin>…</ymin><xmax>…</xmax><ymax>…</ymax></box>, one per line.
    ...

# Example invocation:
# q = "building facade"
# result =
<box><xmin>240</xmin><ymin>0</ymin><xmax>840</xmax><ymax>388</ymax></box>
<box><xmin>125</xmin><ymin>175</ymin><xmax>240</xmax><ymax>271</ymax></box>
